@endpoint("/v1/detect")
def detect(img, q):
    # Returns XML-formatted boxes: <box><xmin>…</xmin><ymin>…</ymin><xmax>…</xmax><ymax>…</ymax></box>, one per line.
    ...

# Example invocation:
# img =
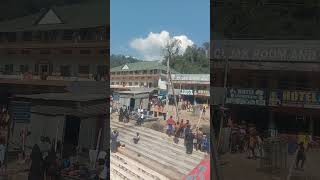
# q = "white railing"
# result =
<box><xmin>0</xmin><ymin>74</ymin><xmax>100</xmax><ymax>81</ymax></box>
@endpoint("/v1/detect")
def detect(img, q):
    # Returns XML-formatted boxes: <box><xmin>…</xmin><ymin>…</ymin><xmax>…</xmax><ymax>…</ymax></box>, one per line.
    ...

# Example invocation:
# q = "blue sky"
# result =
<box><xmin>111</xmin><ymin>0</ymin><xmax>209</xmax><ymax>60</ymax></box>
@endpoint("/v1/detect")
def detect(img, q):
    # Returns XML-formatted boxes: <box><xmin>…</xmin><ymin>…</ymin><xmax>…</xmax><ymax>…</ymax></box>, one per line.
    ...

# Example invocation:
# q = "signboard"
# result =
<box><xmin>212</xmin><ymin>40</ymin><xmax>320</xmax><ymax>62</ymax></box>
<box><xmin>9</xmin><ymin>101</ymin><xmax>31</xmax><ymax>123</ymax></box>
<box><xmin>269</xmin><ymin>90</ymin><xmax>320</xmax><ymax>108</ymax></box>
<box><xmin>226</xmin><ymin>88</ymin><xmax>266</xmax><ymax>106</ymax></box>
<box><xmin>194</xmin><ymin>90</ymin><xmax>210</xmax><ymax>96</ymax></box>
<box><xmin>181</xmin><ymin>89</ymin><xmax>193</xmax><ymax>96</ymax></box>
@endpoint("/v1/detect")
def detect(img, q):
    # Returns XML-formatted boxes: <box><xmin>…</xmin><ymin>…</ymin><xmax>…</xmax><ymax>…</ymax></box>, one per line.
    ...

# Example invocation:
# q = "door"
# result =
<box><xmin>130</xmin><ymin>98</ymin><xmax>135</xmax><ymax>111</ymax></box>
<box><xmin>63</xmin><ymin>115</ymin><xmax>81</xmax><ymax>155</ymax></box>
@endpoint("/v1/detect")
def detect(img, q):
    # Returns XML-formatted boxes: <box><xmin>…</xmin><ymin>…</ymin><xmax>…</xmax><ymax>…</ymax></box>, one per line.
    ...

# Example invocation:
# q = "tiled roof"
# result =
<box><xmin>0</xmin><ymin>1</ymin><xmax>107</xmax><ymax>32</ymax></box>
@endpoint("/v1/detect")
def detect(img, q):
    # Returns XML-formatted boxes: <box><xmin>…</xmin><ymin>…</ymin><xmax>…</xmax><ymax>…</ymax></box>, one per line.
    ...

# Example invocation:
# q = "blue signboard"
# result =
<box><xmin>225</xmin><ymin>88</ymin><xmax>266</xmax><ymax>106</ymax></box>
<box><xmin>9</xmin><ymin>101</ymin><xmax>31</xmax><ymax>123</ymax></box>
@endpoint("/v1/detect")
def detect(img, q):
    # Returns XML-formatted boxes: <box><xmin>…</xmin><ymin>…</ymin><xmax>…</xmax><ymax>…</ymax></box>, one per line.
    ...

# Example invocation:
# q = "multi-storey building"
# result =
<box><xmin>212</xmin><ymin>1</ymin><xmax>320</xmax><ymax>137</ymax></box>
<box><xmin>110</xmin><ymin>61</ymin><xmax>172</xmax><ymax>89</ymax></box>
<box><xmin>0</xmin><ymin>0</ymin><xmax>108</xmax><ymax>96</ymax></box>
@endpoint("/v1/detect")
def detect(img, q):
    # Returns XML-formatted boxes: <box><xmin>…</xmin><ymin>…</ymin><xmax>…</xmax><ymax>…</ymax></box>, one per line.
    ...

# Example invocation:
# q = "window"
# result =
<box><xmin>20</xmin><ymin>65</ymin><xmax>29</xmax><ymax>73</ymax></box>
<box><xmin>99</xmin><ymin>49</ymin><xmax>108</xmax><ymax>55</ymax></box>
<box><xmin>32</xmin><ymin>31</ymin><xmax>41</xmax><ymax>41</ymax></box>
<box><xmin>129</xmin><ymin>71</ymin><xmax>133</xmax><ymax>75</ymax></box>
<box><xmin>154</xmin><ymin>69</ymin><xmax>158</xmax><ymax>74</ymax></box>
<box><xmin>7</xmin><ymin>50</ymin><xmax>16</xmax><ymax>54</ymax></box>
<box><xmin>78</xmin><ymin>65</ymin><xmax>89</xmax><ymax>74</ymax></box>
<box><xmin>111</xmin><ymin>82</ymin><xmax>115</xmax><ymax>85</ymax></box>
<box><xmin>135</xmin><ymin>82</ymin><xmax>138</xmax><ymax>85</ymax></box>
<box><xmin>23</xmin><ymin>32</ymin><xmax>32</xmax><ymax>41</ymax></box>
<box><xmin>80</xmin><ymin>49</ymin><xmax>91</xmax><ymax>54</ymax></box>
<box><xmin>48</xmin><ymin>31</ymin><xmax>58</xmax><ymax>41</ymax></box>
<box><xmin>61</xmin><ymin>50</ymin><xmax>72</xmax><ymax>54</ymax></box>
<box><xmin>63</xmin><ymin>30</ymin><xmax>73</xmax><ymax>40</ymax></box>
<box><xmin>21</xmin><ymin>49</ymin><xmax>31</xmax><ymax>54</ymax></box>
<box><xmin>143</xmin><ymin>70</ymin><xmax>147</xmax><ymax>74</ymax></box>
<box><xmin>40</xmin><ymin>49</ymin><xmax>50</xmax><ymax>54</ymax></box>
<box><xmin>97</xmin><ymin>65</ymin><xmax>107</xmax><ymax>76</ymax></box>
<box><xmin>60</xmin><ymin>65</ymin><xmax>71</xmax><ymax>77</ymax></box>
<box><xmin>4</xmin><ymin>64</ymin><xmax>13</xmax><ymax>74</ymax></box>
<box><xmin>128</xmin><ymin>82</ymin><xmax>132</xmax><ymax>86</ymax></box>
<box><xmin>7</xmin><ymin>32</ymin><xmax>16</xmax><ymax>42</ymax></box>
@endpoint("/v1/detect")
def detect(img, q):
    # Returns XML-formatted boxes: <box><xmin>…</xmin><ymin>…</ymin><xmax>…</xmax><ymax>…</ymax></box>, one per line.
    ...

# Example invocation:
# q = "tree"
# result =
<box><xmin>162</xmin><ymin>38</ymin><xmax>181</xmax><ymax>67</ymax></box>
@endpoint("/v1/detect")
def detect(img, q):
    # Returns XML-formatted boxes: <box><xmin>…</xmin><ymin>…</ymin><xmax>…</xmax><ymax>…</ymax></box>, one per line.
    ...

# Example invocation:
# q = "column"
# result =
<box><xmin>309</xmin><ymin>116</ymin><xmax>314</xmax><ymax>136</ymax></box>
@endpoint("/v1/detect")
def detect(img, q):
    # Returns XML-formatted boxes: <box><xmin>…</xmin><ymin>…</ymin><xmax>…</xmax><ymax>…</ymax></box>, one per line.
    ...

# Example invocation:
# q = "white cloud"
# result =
<box><xmin>129</xmin><ymin>30</ymin><xmax>194</xmax><ymax>61</ymax></box>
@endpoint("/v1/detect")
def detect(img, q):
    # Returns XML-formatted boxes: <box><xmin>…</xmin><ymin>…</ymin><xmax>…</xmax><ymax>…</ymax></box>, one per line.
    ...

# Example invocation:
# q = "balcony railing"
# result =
<box><xmin>0</xmin><ymin>73</ymin><xmax>104</xmax><ymax>81</ymax></box>
<box><xmin>0</xmin><ymin>40</ymin><xmax>109</xmax><ymax>49</ymax></box>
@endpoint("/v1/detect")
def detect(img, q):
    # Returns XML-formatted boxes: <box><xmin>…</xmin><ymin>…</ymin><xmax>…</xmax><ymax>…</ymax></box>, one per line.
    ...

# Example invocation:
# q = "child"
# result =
<box><xmin>133</xmin><ymin>133</ymin><xmax>140</xmax><ymax>144</ymax></box>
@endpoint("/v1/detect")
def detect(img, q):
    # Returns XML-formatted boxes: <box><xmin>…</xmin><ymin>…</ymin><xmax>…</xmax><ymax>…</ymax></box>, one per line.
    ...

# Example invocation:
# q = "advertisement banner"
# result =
<box><xmin>269</xmin><ymin>90</ymin><xmax>320</xmax><ymax>108</ymax></box>
<box><xmin>226</xmin><ymin>88</ymin><xmax>266</xmax><ymax>106</ymax></box>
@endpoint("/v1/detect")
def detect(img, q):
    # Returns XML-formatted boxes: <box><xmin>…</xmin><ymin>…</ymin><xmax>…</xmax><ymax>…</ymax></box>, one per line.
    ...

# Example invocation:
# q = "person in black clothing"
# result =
<box><xmin>296</xmin><ymin>142</ymin><xmax>306</xmax><ymax>170</ymax></box>
<box><xmin>185</xmin><ymin>125</ymin><xmax>194</xmax><ymax>154</ymax></box>
<box><xmin>28</xmin><ymin>144</ymin><xmax>45</xmax><ymax>180</ymax></box>
<box><xmin>45</xmin><ymin>147</ymin><xmax>59</xmax><ymax>180</ymax></box>
<box><xmin>119</xmin><ymin>107</ymin><xmax>123</xmax><ymax>122</ymax></box>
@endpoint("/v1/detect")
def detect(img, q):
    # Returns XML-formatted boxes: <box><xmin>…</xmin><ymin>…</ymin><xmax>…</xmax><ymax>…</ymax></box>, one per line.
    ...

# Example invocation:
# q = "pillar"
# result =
<box><xmin>309</xmin><ymin>116</ymin><xmax>314</xmax><ymax>136</ymax></box>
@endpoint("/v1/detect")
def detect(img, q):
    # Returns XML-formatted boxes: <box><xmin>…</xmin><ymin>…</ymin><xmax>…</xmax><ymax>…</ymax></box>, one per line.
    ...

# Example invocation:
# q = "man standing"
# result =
<box><xmin>111</xmin><ymin>130</ymin><xmax>119</xmax><ymax>153</ymax></box>
<box><xmin>119</xmin><ymin>107</ymin><xmax>123</xmax><ymax>122</ymax></box>
<box><xmin>185</xmin><ymin>125</ymin><xmax>194</xmax><ymax>154</ymax></box>
<box><xmin>167</xmin><ymin>116</ymin><xmax>175</xmax><ymax>136</ymax></box>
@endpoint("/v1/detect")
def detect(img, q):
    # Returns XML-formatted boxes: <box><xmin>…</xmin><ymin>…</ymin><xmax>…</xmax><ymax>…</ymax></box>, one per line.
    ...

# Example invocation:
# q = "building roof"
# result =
<box><xmin>16</xmin><ymin>92</ymin><xmax>106</xmax><ymax>102</ymax></box>
<box><xmin>110</xmin><ymin>61</ymin><xmax>178</xmax><ymax>73</ymax></box>
<box><xmin>0</xmin><ymin>1</ymin><xmax>107</xmax><ymax>32</ymax></box>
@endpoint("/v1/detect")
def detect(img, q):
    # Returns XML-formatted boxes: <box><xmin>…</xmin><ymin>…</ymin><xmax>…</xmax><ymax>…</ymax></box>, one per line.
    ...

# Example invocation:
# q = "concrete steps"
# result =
<box><xmin>111</xmin><ymin>120</ymin><xmax>206</xmax><ymax>158</ymax></box>
<box><xmin>111</xmin><ymin>123</ymin><xmax>203</xmax><ymax>164</ymax></box>
<box><xmin>110</xmin><ymin>119</ymin><xmax>207</xmax><ymax>180</ymax></box>
<box><xmin>111</xmin><ymin>153</ymin><xmax>169</xmax><ymax>180</ymax></box>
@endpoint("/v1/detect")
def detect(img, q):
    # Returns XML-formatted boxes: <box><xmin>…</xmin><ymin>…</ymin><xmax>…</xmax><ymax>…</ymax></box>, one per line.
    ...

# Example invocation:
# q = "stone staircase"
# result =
<box><xmin>110</xmin><ymin>119</ymin><xmax>207</xmax><ymax>180</ymax></box>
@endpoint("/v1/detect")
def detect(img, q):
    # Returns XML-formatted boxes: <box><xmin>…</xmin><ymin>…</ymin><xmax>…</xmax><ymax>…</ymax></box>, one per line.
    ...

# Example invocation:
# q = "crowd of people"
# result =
<box><xmin>229</xmin><ymin>123</ymin><xmax>263</xmax><ymax>159</ymax></box>
<box><xmin>166</xmin><ymin>116</ymin><xmax>210</xmax><ymax>155</ymax></box>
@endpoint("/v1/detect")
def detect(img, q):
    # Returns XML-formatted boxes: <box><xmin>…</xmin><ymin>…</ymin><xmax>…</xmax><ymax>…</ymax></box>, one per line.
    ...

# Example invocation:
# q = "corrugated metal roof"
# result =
<box><xmin>31</xmin><ymin>103</ymin><xmax>106</xmax><ymax>117</ymax></box>
<box><xmin>16</xmin><ymin>93</ymin><xmax>106</xmax><ymax>101</ymax></box>
<box><xmin>110</xmin><ymin>61</ymin><xmax>179</xmax><ymax>73</ymax></box>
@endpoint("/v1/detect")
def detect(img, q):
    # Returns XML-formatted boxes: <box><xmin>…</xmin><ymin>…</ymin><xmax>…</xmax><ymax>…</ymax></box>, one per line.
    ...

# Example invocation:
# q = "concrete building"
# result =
<box><xmin>212</xmin><ymin>40</ymin><xmax>320</xmax><ymax>136</ymax></box>
<box><xmin>171</xmin><ymin>74</ymin><xmax>210</xmax><ymax>104</ymax></box>
<box><xmin>110</xmin><ymin>61</ymin><xmax>176</xmax><ymax>89</ymax></box>
<box><xmin>0</xmin><ymin>1</ymin><xmax>108</xmax><ymax>84</ymax></box>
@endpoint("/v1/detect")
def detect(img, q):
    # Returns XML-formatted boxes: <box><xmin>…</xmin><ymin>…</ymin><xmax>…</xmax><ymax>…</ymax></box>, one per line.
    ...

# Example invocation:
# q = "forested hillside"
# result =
<box><xmin>111</xmin><ymin>42</ymin><xmax>210</xmax><ymax>74</ymax></box>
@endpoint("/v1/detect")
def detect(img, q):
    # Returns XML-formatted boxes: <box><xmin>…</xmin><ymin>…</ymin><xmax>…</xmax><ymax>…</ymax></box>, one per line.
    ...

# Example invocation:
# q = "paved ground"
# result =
<box><xmin>220</xmin><ymin>149</ymin><xmax>320</xmax><ymax>180</ymax></box>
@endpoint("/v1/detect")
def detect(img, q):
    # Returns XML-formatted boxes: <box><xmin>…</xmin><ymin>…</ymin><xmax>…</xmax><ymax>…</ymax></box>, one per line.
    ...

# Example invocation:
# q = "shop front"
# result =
<box><xmin>226</xmin><ymin>88</ymin><xmax>320</xmax><ymax>137</ymax></box>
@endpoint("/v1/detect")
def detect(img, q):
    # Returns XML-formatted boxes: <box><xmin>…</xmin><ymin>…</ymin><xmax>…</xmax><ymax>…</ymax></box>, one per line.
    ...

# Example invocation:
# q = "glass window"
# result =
<box><xmin>4</xmin><ymin>64</ymin><xmax>13</xmax><ymax>74</ymax></box>
<box><xmin>60</xmin><ymin>65</ymin><xmax>71</xmax><ymax>77</ymax></box>
<box><xmin>78</xmin><ymin>65</ymin><xmax>90</xmax><ymax>74</ymax></box>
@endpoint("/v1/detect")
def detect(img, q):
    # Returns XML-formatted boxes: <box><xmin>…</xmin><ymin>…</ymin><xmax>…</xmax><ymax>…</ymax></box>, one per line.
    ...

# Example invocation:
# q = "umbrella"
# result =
<box><xmin>183</xmin><ymin>158</ymin><xmax>211</xmax><ymax>180</ymax></box>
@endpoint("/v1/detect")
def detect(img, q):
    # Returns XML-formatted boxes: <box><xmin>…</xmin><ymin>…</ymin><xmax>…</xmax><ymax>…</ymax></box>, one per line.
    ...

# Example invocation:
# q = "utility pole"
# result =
<box><xmin>217</xmin><ymin>41</ymin><xmax>229</xmax><ymax>152</ymax></box>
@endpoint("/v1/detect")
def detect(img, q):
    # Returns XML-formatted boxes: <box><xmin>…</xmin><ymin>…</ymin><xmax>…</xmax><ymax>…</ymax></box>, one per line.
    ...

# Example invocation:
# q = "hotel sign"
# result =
<box><xmin>269</xmin><ymin>90</ymin><xmax>320</xmax><ymax>108</ymax></box>
<box><xmin>226</xmin><ymin>88</ymin><xmax>266</xmax><ymax>106</ymax></box>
